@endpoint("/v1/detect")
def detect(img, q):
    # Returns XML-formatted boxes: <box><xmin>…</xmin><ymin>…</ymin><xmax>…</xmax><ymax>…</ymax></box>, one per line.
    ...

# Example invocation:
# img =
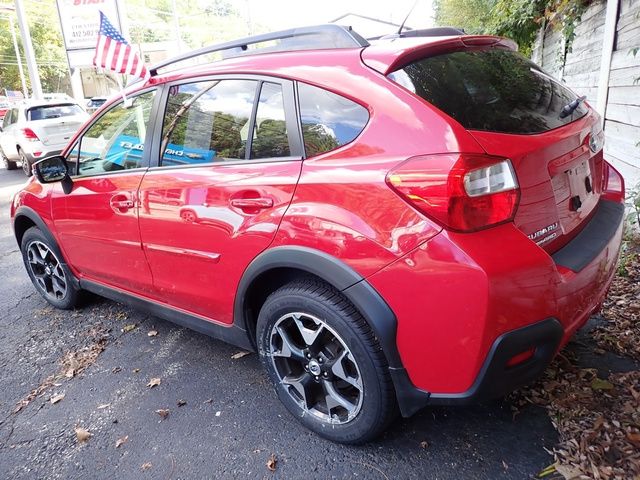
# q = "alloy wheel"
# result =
<box><xmin>26</xmin><ymin>241</ymin><xmax>67</xmax><ymax>301</ymax></box>
<box><xmin>20</xmin><ymin>151</ymin><xmax>31</xmax><ymax>176</ymax></box>
<box><xmin>269</xmin><ymin>312</ymin><xmax>364</xmax><ymax>424</ymax></box>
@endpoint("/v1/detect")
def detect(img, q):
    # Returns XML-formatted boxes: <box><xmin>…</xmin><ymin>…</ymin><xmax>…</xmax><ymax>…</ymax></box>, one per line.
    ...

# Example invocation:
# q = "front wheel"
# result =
<box><xmin>257</xmin><ymin>279</ymin><xmax>397</xmax><ymax>444</ymax></box>
<box><xmin>21</xmin><ymin>227</ymin><xmax>79</xmax><ymax>309</ymax></box>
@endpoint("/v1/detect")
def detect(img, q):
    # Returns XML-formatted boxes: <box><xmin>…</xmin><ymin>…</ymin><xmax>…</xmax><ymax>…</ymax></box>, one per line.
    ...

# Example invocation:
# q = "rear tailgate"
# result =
<box><xmin>31</xmin><ymin>114</ymin><xmax>86</xmax><ymax>147</ymax></box>
<box><xmin>384</xmin><ymin>44</ymin><xmax>603</xmax><ymax>252</ymax></box>
<box><xmin>469</xmin><ymin>112</ymin><xmax>603</xmax><ymax>253</ymax></box>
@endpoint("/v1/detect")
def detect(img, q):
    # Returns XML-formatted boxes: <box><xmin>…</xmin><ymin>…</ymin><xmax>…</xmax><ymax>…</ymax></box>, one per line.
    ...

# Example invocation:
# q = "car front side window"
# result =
<box><xmin>159</xmin><ymin>79</ymin><xmax>258</xmax><ymax>166</ymax></box>
<box><xmin>77</xmin><ymin>91</ymin><xmax>156</xmax><ymax>177</ymax></box>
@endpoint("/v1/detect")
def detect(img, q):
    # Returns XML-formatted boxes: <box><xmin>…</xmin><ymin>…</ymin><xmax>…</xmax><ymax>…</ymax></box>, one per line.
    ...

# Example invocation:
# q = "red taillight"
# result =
<box><xmin>602</xmin><ymin>161</ymin><xmax>624</xmax><ymax>203</ymax></box>
<box><xmin>21</xmin><ymin>128</ymin><xmax>40</xmax><ymax>141</ymax></box>
<box><xmin>385</xmin><ymin>154</ymin><xmax>520</xmax><ymax>232</ymax></box>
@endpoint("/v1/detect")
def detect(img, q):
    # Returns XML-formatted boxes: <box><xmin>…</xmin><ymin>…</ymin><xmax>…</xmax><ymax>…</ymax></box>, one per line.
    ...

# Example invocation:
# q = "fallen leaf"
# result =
<box><xmin>147</xmin><ymin>378</ymin><xmax>161</xmax><ymax>388</ymax></box>
<box><xmin>65</xmin><ymin>368</ymin><xmax>75</xmax><ymax>378</ymax></box>
<box><xmin>591</xmin><ymin>378</ymin><xmax>614</xmax><ymax>390</ymax></box>
<box><xmin>266</xmin><ymin>453</ymin><xmax>277</xmax><ymax>472</ymax></box>
<box><xmin>419</xmin><ymin>440</ymin><xmax>429</xmax><ymax>449</ymax></box>
<box><xmin>115</xmin><ymin>435</ymin><xmax>128</xmax><ymax>448</ymax></box>
<box><xmin>122</xmin><ymin>324</ymin><xmax>136</xmax><ymax>333</ymax></box>
<box><xmin>155</xmin><ymin>408</ymin><xmax>169</xmax><ymax>420</ymax></box>
<box><xmin>115</xmin><ymin>311</ymin><xmax>128</xmax><ymax>320</ymax></box>
<box><xmin>50</xmin><ymin>393</ymin><xmax>65</xmax><ymax>404</ymax></box>
<box><xmin>215</xmin><ymin>411</ymin><xmax>221</xmax><ymax>417</ymax></box>
<box><xmin>141</xmin><ymin>462</ymin><xmax>152</xmax><ymax>471</ymax></box>
<box><xmin>147</xmin><ymin>330</ymin><xmax>158</xmax><ymax>337</ymax></box>
<box><xmin>231</xmin><ymin>351</ymin><xmax>250</xmax><ymax>359</ymax></box>
<box><xmin>204</xmin><ymin>398</ymin><xmax>213</xmax><ymax>404</ymax></box>
<box><xmin>75</xmin><ymin>427</ymin><xmax>91</xmax><ymax>443</ymax></box>
<box><xmin>177</xmin><ymin>399</ymin><xmax>187</xmax><ymax>407</ymax></box>
<box><xmin>97</xmin><ymin>403</ymin><xmax>111</xmax><ymax>409</ymax></box>
<box><xmin>112</xmin><ymin>367</ymin><xmax>122</xmax><ymax>374</ymax></box>
<box><xmin>133</xmin><ymin>368</ymin><xmax>141</xmax><ymax>373</ymax></box>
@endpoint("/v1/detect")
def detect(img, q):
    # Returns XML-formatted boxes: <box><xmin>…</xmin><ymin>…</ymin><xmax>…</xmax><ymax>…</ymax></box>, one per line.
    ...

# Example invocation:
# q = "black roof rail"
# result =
<box><xmin>377</xmin><ymin>27</ymin><xmax>465</xmax><ymax>40</ymax></box>
<box><xmin>149</xmin><ymin>24</ymin><xmax>369</xmax><ymax>77</ymax></box>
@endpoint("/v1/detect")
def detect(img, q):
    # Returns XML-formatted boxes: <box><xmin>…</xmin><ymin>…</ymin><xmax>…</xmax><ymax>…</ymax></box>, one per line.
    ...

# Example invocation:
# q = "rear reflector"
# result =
<box><xmin>21</xmin><ymin>128</ymin><xmax>40</xmax><ymax>141</ymax></box>
<box><xmin>386</xmin><ymin>154</ymin><xmax>520</xmax><ymax>232</ymax></box>
<box><xmin>506</xmin><ymin>348</ymin><xmax>535</xmax><ymax>367</ymax></box>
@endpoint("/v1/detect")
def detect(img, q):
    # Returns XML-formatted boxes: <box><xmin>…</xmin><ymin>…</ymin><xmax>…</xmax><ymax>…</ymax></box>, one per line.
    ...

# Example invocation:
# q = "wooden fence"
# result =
<box><xmin>532</xmin><ymin>0</ymin><xmax>640</xmax><ymax>187</ymax></box>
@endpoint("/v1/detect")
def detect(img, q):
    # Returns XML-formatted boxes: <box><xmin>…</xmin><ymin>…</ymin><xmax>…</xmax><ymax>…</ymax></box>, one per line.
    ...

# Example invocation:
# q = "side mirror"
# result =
<box><xmin>33</xmin><ymin>155</ymin><xmax>73</xmax><ymax>194</ymax></box>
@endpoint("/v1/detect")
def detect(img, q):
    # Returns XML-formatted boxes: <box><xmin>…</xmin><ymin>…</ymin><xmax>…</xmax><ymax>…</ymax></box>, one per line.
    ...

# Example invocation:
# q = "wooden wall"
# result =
<box><xmin>533</xmin><ymin>0</ymin><xmax>640</xmax><ymax>187</ymax></box>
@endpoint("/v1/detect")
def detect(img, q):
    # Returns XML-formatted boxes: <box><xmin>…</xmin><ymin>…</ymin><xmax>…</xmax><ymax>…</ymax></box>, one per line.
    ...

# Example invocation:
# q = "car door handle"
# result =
<box><xmin>229</xmin><ymin>198</ymin><xmax>274</xmax><ymax>209</ymax></box>
<box><xmin>110</xmin><ymin>194</ymin><xmax>135</xmax><ymax>211</ymax></box>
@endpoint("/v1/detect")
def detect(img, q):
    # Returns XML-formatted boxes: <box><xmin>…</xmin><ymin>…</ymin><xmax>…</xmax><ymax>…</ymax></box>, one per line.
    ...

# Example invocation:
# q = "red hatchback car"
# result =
<box><xmin>11</xmin><ymin>25</ymin><xmax>625</xmax><ymax>443</ymax></box>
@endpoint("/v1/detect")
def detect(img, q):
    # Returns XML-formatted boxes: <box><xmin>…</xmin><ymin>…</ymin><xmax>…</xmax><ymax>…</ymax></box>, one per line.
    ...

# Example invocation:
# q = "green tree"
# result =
<box><xmin>0</xmin><ymin>1</ymin><xmax>68</xmax><ymax>96</ymax></box>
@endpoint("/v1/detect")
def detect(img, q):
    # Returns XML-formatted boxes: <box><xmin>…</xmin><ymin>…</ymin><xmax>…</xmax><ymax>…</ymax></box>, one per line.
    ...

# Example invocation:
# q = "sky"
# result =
<box><xmin>239</xmin><ymin>0</ymin><xmax>436</xmax><ymax>32</ymax></box>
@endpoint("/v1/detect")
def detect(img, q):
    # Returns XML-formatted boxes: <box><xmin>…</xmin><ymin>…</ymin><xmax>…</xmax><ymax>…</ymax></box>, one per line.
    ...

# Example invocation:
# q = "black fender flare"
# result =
<box><xmin>13</xmin><ymin>206</ymin><xmax>80</xmax><ymax>289</ymax></box>
<box><xmin>13</xmin><ymin>206</ymin><xmax>57</xmax><ymax>248</ymax></box>
<box><xmin>234</xmin><ymin>246</ymin><xmax>402</xmax><ymax>367</ymax></box>
<box><xmin>234</xmin><ymin>246</ymin><xmax>431</xmax><ymax>416</ymax></box>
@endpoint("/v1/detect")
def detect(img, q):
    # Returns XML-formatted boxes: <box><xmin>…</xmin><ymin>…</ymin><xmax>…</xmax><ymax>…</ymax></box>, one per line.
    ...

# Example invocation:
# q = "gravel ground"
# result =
<box><xmin>0</xmin><ymin>166</ymin><xmax>629</xmax><ymax>480</ymax></box>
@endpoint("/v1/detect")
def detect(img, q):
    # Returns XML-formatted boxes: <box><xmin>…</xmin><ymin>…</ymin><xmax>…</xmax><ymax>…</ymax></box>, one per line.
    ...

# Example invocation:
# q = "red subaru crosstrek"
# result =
<box><xmin>11</xmin><ymin>25</ymin><xmax>625</xmax><ymax>444</ymax></box>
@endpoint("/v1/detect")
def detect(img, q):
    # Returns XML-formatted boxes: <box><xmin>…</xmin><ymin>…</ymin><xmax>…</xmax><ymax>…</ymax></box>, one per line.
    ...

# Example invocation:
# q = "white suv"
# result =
<box><xmin>0</xmin><ymin>100</ymin><xmax>88</xmax><ymax>176</ymax></box>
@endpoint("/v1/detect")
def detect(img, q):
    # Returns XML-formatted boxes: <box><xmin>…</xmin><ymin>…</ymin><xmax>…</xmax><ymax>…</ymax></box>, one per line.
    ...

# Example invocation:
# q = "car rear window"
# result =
<box><xmin>389</xmin><ymin>49</ymin><xmax>588</xmax><ymax>134</ymax></box>
<box><xmin>27</xmin><ymin>103</ymin><xmax>84</xmax><ymax>121</ymax></box>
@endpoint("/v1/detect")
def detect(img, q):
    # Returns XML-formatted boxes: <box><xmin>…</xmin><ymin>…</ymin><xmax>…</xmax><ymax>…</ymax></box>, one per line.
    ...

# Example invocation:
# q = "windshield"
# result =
<box><xmin>389</xmin><ymin>48</ymin><xmax>588</xmax><ymax>134</ymax></box>
<box><xmin>27</xmin><ymin>103</ymin><xmax>84</xmax><ymax>121</ymax></box>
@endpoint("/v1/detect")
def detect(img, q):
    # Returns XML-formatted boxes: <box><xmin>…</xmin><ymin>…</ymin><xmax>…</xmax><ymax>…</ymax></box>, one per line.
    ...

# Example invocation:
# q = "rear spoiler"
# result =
<box><xmin>361</xmin><ymin>35</ymin><xmax>518</xmax><ymax>75</ymax></box>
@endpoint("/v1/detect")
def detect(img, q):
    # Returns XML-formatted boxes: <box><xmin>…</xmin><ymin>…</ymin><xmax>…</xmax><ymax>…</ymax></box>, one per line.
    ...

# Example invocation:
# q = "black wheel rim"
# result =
<box><xmin>269</xmin><ymin>312</ymin><xmax>363</xmax><ymax>424</ymax></box>
<box><xmin>26</xmin><ymin>241</ymin><xmax>67</xmax><ymax>301</ymax></box>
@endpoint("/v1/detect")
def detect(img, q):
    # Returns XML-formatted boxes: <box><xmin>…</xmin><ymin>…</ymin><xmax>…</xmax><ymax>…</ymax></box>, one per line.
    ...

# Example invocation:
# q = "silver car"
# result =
<box><xmin>0</xmin><ymin>100</ymin><xmax>89</xmax><ymax>176</ymax></box>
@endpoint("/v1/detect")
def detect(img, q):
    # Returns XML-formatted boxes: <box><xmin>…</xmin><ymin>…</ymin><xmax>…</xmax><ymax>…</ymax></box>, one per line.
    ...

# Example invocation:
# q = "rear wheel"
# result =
<box><xmin>0</xmin><ymin>147</ymin><xmax>17</xmax><ymax>170</ymax></box>
<box><xmin>21</xmin><ymin>227</ymin><xmax>79</xmax><ymax>309</ymax></box>
<box><xmin>19</xmin><ymin>149</ymin><xmax>32</xmax><ymax>176</ymax></box>
<box><xmin>257</xmin><ymin>279</ymin><xmax>397</xmax><ymax>444</ymax></box>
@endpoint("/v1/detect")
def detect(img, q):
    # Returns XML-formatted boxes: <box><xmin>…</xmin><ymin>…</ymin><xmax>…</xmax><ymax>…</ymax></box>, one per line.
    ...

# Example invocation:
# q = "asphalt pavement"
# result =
<box><xmin>0</xmin><ymin>166</ymin><xmax>561</xmax><ymax>479</ymax></box>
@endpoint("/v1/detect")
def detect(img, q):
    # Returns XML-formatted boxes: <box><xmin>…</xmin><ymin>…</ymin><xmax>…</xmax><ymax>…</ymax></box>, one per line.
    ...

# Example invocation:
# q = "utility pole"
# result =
<box><xmin>8</xmin><ymin>16</ymin><xmax>28</xmax><ymax>98</ymax></box>
<box><xmin>171</xmin><ymin>0</ymin><xmax>182</xmax><ymax>53</ymax></box>
<box><xmin>14</xmin><ymin>0</ymin><xmax>42</xmax><ymax>99</ymax></box>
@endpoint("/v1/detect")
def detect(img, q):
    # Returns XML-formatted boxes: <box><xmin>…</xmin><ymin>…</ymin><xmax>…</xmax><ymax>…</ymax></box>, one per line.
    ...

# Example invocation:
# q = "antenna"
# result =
<box><xmin>397</xmin><ymin>0</ymin><xmax>419</xmax><ymax>35</ymax></box>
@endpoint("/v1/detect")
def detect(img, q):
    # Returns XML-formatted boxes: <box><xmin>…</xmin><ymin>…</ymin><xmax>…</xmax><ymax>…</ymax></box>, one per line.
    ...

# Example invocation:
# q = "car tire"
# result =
<box><xmin>19</xmin><ymin>149</ymin><xmax>32</xmax><ymax>176</ymax></box>
<box><xmin>21</xmin><ymin>227</ymin><xmax>79</xmax><ymax>310</ymax></box>
<box><xmin>0</xmin><ymin>147</ymin><xmax>17</xmax><ymax>170</ymax></box>
<box><xmin>257</xmin><ymin>278</ymin><xmax>397</xmax><ymax>444</ymax></box>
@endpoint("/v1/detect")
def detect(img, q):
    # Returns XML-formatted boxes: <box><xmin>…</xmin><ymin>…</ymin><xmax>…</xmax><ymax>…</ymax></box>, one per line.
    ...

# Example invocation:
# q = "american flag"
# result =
<box><xmin>93</xmin><ymin>11</ymin><xmax>148</xmax><ymax>80</ymax></box>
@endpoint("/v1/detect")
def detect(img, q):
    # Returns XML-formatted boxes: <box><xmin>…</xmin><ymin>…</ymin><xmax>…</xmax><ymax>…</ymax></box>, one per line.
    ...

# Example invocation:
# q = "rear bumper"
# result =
<box><xmin>369</xmin><ymin>198</ymin><xmax>624</xmax><ymax>416</ymax></box>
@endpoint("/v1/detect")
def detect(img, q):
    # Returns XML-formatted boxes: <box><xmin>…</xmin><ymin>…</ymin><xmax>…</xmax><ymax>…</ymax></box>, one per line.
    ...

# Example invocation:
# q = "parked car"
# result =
<box><xmin>0</xmin><ymin>100</ymin><xmax>89</xmax><ymax>175</ymax></box>
<box><xmin>86</xmin><ymin>97</ymin><xmax>108</xmax><ymax>114</ymax></box>
<box><xmin>11</xmin><ymin>25</ymin><xmax>625</xmax><ymax>444</ymax></box>
<box><xmin>0</xmin><ymin>100</ymin><xmax>9</xmax><ymax>121</ymax></box>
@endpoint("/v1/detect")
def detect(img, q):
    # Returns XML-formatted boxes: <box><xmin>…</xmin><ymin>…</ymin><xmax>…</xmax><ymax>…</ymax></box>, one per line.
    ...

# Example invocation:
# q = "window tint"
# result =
<box><xmin>298</xmin><ymin>83</ymin><xmax>369</xmax><ymax>157</ymax></box>
<box><xmin>77</xmin><ymin>90</ymin><xmax>156</xmax><ymax>176</ymax></box>
<box><xmin>27</xmin><ymin>103</ymin><xmax>84</xmax><ymax>121</ymax></box>
<box><xmin>160</xmin><ymin>80</ymin><xmax>257</xmax><ymax>165</ymax></box>
<box><xmin>250</xmin><ymin>82</ymin><xmax>290</xmax><ymax>159</ymax></box>
<box><xmin>389</xmin><ymin>49</ymin><xmax>588</xmax><ymax>134</ymax></box>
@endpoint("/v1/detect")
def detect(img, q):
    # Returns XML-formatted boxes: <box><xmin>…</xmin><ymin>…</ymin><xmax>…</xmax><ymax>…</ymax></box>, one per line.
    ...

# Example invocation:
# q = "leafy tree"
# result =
<box><xmin>0</xmin><ymin>1</ymin><xmax>68</xmax><ymax>95</ymax></box>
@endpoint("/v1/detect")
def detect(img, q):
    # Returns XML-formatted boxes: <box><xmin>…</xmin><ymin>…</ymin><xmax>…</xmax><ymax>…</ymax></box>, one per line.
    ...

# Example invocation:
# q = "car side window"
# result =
<box><xmin>160</xmin><ymin>79</ymin><xmax>258</xmax><ymax>166</ymax></box>
<box><xmin>250</xmin><ymin>82</ymin><xmax>291</xmax><ymax>159</ymax></box>
<box><xmin>297</xmin><ymin>82</ymin><xmax>369</xmax><ymax>158</ymax></box>
<box><xmin>77</xmin><ymin>90</ymin><xmax>156</xmax><ymax>177</ymax></box>
<box><xmin>3</xmin><ymin>109</ymin><xmax>16</xmax><ymax>128</ymax></box>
